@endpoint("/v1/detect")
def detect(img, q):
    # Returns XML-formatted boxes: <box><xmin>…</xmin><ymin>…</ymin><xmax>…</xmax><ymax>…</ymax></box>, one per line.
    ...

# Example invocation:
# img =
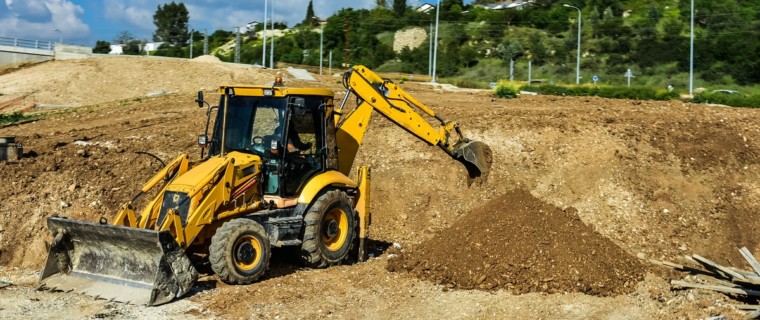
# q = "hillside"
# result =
<box><xmin>190</xmin><ymin>0</ymin><xmax>759</xmax><ymax>90</ymax></box>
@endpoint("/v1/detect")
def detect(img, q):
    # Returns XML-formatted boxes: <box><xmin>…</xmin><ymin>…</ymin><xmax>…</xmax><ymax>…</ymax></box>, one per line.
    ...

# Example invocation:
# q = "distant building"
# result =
<box><xmin>108</xmin><ymin>42</ymin><xmax>163</xmax><ymax>55</ymax></box>
<box><xmin>109</xmin><ymin>44</ymin><xmax>123</xmax><ymax>55</ymax></box>
<box><xmin>475</xmin><ymin>0</ymin><xmax>533</xmax><ymax>10</ymax></box>
<box><xmin>416</xmin><ymin>3</ymin><xmax>435</xmax><ymax>14</ymax></box>
<box><xmin>143</xmin><ymin>42</ymin><xmax>163</xmax><ymax>52</ymax></box>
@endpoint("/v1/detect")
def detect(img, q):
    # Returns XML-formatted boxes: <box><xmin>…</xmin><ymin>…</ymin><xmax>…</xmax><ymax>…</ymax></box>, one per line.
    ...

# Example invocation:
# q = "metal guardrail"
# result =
<box><xmin>0</xmin><ymin>37</ymin><xmax>54</xmax><ymax>50</ymax></box>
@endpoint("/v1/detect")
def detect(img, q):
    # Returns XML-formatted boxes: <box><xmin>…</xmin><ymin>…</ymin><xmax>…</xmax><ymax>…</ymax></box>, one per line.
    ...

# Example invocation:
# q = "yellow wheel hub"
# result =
<box><xmin>234</xmin><ymin>235</ymin><xmax>262</xmax><ymax>271</ymax></box>
<box><xmin>322</xmin><ymin>208</ymin><xmax>349</xmax><ymax>251</ymax></box>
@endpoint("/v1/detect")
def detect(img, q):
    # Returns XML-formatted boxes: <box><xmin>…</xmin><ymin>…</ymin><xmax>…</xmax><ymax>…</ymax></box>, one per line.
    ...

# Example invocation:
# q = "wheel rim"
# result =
<box><xmin>234</xmin><ymin>235</ymin><xmax>262</xmax><ymax>271</ymax></box>
<box><xmin>322</xmin><ymin>208</ymin><xmax>349</xmax><ymax>251</ymax></box>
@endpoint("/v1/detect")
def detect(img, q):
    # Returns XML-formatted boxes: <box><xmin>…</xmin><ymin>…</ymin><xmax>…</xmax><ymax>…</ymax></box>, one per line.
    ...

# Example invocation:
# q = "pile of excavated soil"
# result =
<box><xmin>192</xmin><ymin>55</ymin><xmax>222</xmax><ymax>63</ymax></box>
<box><xmin>388</xmin><ymin>189</ymin><xmax>647</xmax><ymax>296</ymax></box>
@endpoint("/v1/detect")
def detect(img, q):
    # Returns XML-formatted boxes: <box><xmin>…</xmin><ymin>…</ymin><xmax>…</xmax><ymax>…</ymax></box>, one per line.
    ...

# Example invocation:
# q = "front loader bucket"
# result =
<box><xmin>39</xmin><ymin>217</ymin><xmax>198</xmax><ymax>306</ymax></box>
<box><xmin>453</xmin><ymin>140</ymin><xmax>492</xmax><ymax>182</ymax></box>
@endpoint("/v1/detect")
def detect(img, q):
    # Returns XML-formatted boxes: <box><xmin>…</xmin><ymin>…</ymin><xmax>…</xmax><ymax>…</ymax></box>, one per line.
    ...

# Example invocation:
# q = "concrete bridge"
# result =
<box><xmin>0</xmin><ymin>37</ymin><xmax>92</xmax><ymax>66</ymax></box>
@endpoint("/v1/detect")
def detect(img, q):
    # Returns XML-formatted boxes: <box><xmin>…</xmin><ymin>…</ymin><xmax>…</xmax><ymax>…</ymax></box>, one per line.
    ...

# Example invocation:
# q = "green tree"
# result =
<box><xmin>376</xmin><ymin>0</ymin><xmax>388</xmax><ymax>9</ymax></box>
<box><xmin>114</xmin><ymin>31</ymin><xmax>135</xmax><ymax>45</ymax></box>
<box><xmin>302</xmin><ymin>0</ymin><xmax>317</xmax><ymax>26</ymax></box>
<box><xmin>497</xmin><ymin>39</ymin><xmax>524</xmax><ymax>63</ymax></box>
<box><xmin>153</xmin><ymin>1</ymin><xmax>189</xmax><ymax>46</ymax></box>
<box><xmin>393</xmin><ymin>0</ymin><xmax>406</xmax><ymax>17</ymax></box>
<box><xmin>93</xmin><ymin>40</ymin><xmax>111</xmax><ymax>54</ymax></box>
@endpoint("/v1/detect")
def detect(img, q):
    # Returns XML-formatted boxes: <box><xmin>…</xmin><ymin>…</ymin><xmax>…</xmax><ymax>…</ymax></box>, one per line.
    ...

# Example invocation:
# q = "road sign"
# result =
<box><xmin>592</xmin><ymin>75</ymin><xmax>599</xmax><ymax>84</ymax></box>
<box><xmin>625</xmin><ymin>69</ymin><xmax>635</xmax><ymax>87</ymax></box>
<box><xmin>489</xmin><ymin>82</ymin><xmax>496</xmax><ymax>88</ymax></box>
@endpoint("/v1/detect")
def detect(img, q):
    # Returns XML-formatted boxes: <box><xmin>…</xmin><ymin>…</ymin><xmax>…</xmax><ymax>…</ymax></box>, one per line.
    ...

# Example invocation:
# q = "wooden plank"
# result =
<box><xmin>735</xmin><ymin>277</ymin><xmax>760</xmax><ymax>288</ymax></box>
<box><xmin>671</xmin><ymin>280</ymin><xmax>760</xmax><ymax>297</ymax></box>
<box><xmin>740</xmin><ymin>247</ymin><xmax>760</xmax><ymax>277</ymax></box>
<box><xmin>650</xmin><ymin>258</ymin><xmax>724</xmax><ymax>278</ymax></box>
<box><xmin>731</xmin><ymin>304</ymin><xmax>760</xmax><ymax>311</ymax></box>
<box><xmin>693</xmin><ymin>254</ymin><xmax>746</xmax><ymax>280</ymax></box>
<box><xmin>685</xmin><ymin>256</ymin><xmax>731</xmax><ymax>280</ymax></box>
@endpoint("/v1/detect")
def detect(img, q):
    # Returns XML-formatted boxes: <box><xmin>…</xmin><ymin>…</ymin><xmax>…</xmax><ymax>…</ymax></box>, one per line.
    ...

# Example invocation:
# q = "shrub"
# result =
<box><xmin>520</xmin><ymin>84</ymin><xmax>681</xmax><ymax>101</ymax></box>
<box><xmin>693</xmin><ymin>92</ymin><xmax>760</xmax><ymax>108</ymax></box>
<box><xmin>495</xmin><ymin>82</ymin><xmax>519</xmax><ymax>99</ymax></box>
<box><xmin>0</xmin><ymin>112</ymin><xmax>28</xmax><ymax>126</ymax></box>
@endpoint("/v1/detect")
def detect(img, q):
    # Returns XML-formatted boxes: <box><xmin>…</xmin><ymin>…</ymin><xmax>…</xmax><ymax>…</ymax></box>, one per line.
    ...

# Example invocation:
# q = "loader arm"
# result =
<box><xmin>335</xmin><ymin>65</ymin><xmax>491</xmax><ymax>179</ymax></box>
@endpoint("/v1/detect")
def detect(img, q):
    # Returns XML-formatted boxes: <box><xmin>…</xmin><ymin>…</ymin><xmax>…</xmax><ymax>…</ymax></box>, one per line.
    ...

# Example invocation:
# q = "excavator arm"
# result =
<box><xmin>335</xmin><ymin>65</ymin><xmax>491</xmax><ymax>179</ymax></box>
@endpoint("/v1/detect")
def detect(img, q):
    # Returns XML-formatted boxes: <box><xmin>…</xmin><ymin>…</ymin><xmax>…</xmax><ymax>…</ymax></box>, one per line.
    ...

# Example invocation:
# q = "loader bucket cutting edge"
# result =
<box><xmin>453</xmin><ymin>140</ymin><xmax>492</xmax><ymax>181</ymax></box>
<box><xmin>39</xmin><ymin>217</ymin><xmax>198</xmax><ymax>306</ymax></box>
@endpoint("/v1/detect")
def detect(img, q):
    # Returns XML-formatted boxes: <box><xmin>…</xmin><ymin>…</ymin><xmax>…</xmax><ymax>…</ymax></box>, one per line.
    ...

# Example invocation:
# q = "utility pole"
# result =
<box><xmin>270</xmin><ymin>0</ymin><xmax>275</xmax><ymax>69</ymax></box>
<box><xmin>234</xmin><ymin>26</ymin><xmax>241</xmax><ymax>63</ymax></box>
<box><xmin>329</xmin><ymin>51</ymin><xmax>332</xmax><ymax>75</ymax></box>
<box><xmin>203</xmin><ymin>29</ymin><xmax>208</xmax><ymax>55</ymax></box>
<box><xmin>528</xmin><ymin>61</ymin><xmax>532</xmax><ymax>83</ymax></box>
<box><xmin>509</xmin><ymin>59</ymin><xmax>514</xmax><ymax>81</ymax></box>
<box><xmin>689</xmin><ymin>0</ymin><xmax>694</xmax><ymax>97</ymax></box>
<box><xmin>263</xmin><ymin>0</ymin><xmax>268</xmax><ymax>67</ymax></box>
<box><xmin>431</xmin><ymin>0</ymin><xmax>440</xmax><ymax>83</ymax></box>
<box><xmin>564</xmin><ymin>4</ymin><xmax>582</xmax><ymax>84</ymax></box>
<box><xmin>428</xmin><ymin>22</ymin><xmax>433</xmax><ymax>77</ymax></box>
<box><xmin>189</xmin><ymin>28</ymin><xmax>194</xmax><ymax>59</ymax></box>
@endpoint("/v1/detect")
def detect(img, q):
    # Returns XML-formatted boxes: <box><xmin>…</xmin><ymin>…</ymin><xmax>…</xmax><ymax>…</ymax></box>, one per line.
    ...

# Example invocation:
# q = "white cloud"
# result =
<box><xmin>0</xmin><ymin>0</ymin><xmax>88</xmax><ymax>42</ymax></box>
<box><xmin>103</xmin><ymin>0</ymin><xmax>153</xmax><ymax>33</ymax></box>
<box><xmin>6</xmin><ymin>0</ymin><xmax>52</xmax><ymax>23</ymax></box>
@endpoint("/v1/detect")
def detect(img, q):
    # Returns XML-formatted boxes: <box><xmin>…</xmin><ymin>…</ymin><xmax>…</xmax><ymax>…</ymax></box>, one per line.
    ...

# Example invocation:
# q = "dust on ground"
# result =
<box><xmin>0</xmin><ymin>56</ymin><xmax>757</xmax><ymax>319</ymax></box>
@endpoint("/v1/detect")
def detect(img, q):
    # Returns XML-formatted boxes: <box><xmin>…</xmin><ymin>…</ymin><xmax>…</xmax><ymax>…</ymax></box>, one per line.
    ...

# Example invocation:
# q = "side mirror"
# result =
<box><xmin>196</xmin><ymin>91</ymin><xmax>204</xmax><ymax>108</ymax></box>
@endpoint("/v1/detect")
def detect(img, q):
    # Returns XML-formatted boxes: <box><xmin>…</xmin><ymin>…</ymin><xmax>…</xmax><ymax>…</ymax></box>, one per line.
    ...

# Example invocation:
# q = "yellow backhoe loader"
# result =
<box><xmin>39</xmin><ymin>66</ymin><xmax>491</xmax><ymax>305</ymax></box>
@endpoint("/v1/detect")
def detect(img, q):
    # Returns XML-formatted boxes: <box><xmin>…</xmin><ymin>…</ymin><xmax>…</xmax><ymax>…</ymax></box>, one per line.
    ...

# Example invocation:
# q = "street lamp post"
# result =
<box><xmin>564</xmin><ymin>4</ymin><xmax>581</xmax><ymax>84</ymax></box>
<box><xmin>313</xmin><ymin>17</ymin><xmax>326</xmax><ymax>75</ymax></box>
<box><xmin>53</xmin><ymin>28</ymin><xmax>62</xmax><ymax>43</ymax></box>
<box><xmin>431</xmin><ymin>0</ymin><xmax>441</xmax><ymax>83</ymax></box>
<box><xmin>319</xmin><ymin>21</ymin><xmax>325</xmax><ymax>75</ymax></box>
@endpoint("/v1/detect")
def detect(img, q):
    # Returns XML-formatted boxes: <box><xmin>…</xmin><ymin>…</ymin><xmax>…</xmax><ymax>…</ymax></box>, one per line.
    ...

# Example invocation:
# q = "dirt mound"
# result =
<box><xmin>0</xmin><ymin>56</ymin><xmax>313</xmax><ymax>107</ymax></box>
<box><xmin>387</xmin><ymin>189</ymin><xmax>647</xmax><ymax>296</ymax></box>
<box><xmin>192</xmin><ymin>55</ymin><xmax>222</xmax><ymax>63</ymax></box>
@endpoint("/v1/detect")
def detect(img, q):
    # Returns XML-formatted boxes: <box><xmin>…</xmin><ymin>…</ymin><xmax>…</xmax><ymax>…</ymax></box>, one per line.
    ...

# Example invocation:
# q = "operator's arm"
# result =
<box><xmin>288</xmin><ymin>128</ymin><xmax>311</xmax><ymax>151</ymax></box>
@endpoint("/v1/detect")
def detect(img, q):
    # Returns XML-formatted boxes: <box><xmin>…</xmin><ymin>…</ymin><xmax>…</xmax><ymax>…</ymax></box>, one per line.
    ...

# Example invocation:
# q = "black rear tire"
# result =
<box><xmin>300</xmin><ymin>189</ymin><xmax>357</xmax><ymax>268</ymax></box>
<box><xmin>209</xmin><ymin>219</ymin><xmax>270</xmax><ymax>284</ymax></box>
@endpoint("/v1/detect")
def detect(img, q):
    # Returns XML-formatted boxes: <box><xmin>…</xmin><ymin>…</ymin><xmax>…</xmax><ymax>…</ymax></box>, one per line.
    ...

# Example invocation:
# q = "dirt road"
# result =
<box><xmin>0</xmin><ymin>56</ymin><xmax>757</xmax><ymax>319</ymax></box>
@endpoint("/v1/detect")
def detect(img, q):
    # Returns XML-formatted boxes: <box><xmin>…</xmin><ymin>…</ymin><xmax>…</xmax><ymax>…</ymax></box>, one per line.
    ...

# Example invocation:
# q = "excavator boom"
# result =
<box><xmin>337</xmin><ymin>65</ymin><xmax>492</xmax><ymax>179</ymax></box>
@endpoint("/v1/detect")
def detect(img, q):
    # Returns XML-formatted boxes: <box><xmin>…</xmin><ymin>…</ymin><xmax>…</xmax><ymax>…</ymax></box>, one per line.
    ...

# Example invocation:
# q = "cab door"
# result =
<box><xmin>281</xmin><ymin>96</ymin><xmax>327</xmax><ymax>197</ymax></box>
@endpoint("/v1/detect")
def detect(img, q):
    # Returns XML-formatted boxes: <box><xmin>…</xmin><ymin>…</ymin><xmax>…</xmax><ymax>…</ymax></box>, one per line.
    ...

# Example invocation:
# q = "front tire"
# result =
<box><xmin>210</xmin><ymin>219</ymin><xmax>271</xmax><ymax>284</ymax></box>
<box><xmin>300</xmin><ymin>189</ymin><xmax>356</xmax><ymax>268</ymax></box>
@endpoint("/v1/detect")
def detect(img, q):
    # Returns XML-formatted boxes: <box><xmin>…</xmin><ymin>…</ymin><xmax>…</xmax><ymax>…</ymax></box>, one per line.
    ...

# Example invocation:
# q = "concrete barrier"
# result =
<box><xmin>0</xmin><ymin>44</ymin><xmax>54</xmax><ymax>65</ymax></box>
<box><xmin>54</xmin><ymin>43</ymin><xmax>93</xmax><ymax>60</ymax></box>
<box><xmin>0</xmin><ymin>39</ymin><xmax>93</xmax><ymax>66</ymax></box>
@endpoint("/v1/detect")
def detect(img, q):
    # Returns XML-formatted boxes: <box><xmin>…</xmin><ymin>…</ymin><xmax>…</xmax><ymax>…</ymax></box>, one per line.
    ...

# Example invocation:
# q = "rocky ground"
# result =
<box><xmin>0</xmin><ymin>56</ymin><xmax>758</xmax><ymax>319</ymax></box>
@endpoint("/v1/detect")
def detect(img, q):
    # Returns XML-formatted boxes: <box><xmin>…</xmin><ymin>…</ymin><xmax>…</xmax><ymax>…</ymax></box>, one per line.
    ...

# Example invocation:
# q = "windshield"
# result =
<box><xmin>209</xmin><ymin>95</ymin><xmax>286</xmax><ymax>157</ymax></box>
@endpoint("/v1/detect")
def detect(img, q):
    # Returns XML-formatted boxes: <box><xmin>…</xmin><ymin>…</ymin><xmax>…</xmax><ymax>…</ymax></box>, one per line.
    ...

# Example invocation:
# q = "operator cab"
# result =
<box><xmin>206</xmin><ymin>85</ymin><xmax>336</xmax><ymax>198</ymax></box>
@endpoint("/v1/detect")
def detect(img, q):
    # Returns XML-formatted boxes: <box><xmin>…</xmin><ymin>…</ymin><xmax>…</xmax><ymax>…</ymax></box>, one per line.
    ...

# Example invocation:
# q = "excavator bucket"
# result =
<box><xmin>453</xmin><ymin>140</ymin><xmax>492</xmax><ymax>181</ymax></box>
<box><xmin>39</xmin><ymin>217</ymin><xmax>197</xmax><ymax>306</ymax></box>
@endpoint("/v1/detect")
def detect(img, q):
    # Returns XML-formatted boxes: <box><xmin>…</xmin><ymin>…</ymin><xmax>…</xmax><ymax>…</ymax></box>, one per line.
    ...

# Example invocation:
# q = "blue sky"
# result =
<box><xmin>0</xmin><ymin>0</ymin><xmax>467</xmax><ymax>46</ymax></box>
